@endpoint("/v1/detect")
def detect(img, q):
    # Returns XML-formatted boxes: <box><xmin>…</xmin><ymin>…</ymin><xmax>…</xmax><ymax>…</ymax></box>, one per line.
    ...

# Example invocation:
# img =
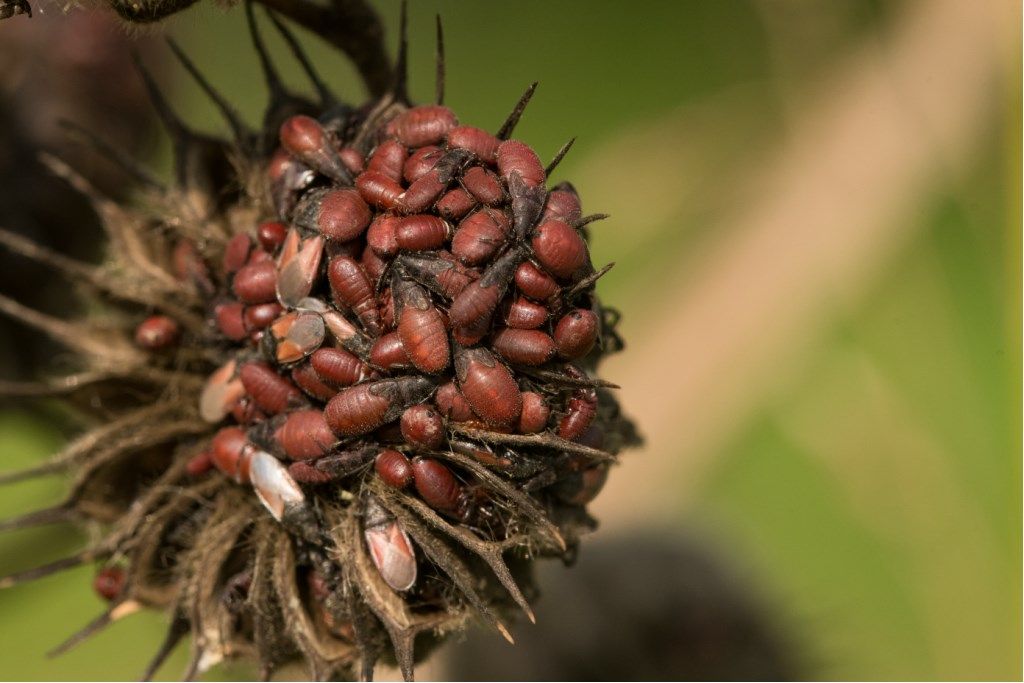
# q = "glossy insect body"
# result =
<box><xmin>310</xmin><ymin>347</ymin><xmax>372</xmax><ymax>386</ymax></box>
<box><xmin>375</xmin><ymin>449</ymin><xmax>413</xmax><ymax>488</ymax></box>
<box><xmin>267</xmin><ymin>148</ymin><xmax>316</xmax><ymax>220</ymax></box>
<box><xmin>276</xmin><ymin>230</ymin><xmax>324</xmax><ymax>307</ymax></box>
<box><xmin>274</xmin><ymin>409</ymin><xmax>336</xmax><ymax>460</ymax></box>
<box><xmin>451</xmin><ymin>208</ymin><xmax>510</xmax><ymax>266</ymax></box>
<box><xmin>557</xmin><ymin>383</ymin><xmax>598</xmax><ymax>441</ymax></box>
<box><xmin>386</xmin><ymin>104</ymin><xmax>458</xmax><ymax>147</ymax></box>
<box><xmin>211</xmin><ymin>426</ymin><xmax>255</xmax><ymax>483</ymax></box>
<box><xmin>279</xmin><ymin>114</ymin><xmax>352</xmax><ymax>184</ymax></box>
<box><xmin>542</xmin><ymin>184</ymin><xmax>582</xmax><ymax>224</ymax></box>
<box><xmin>517</xmin><ymin>392</ymin><xmax>550</xmax><ymax>433</ymax></box>
<box><xmin>322</xmin><ymin>309</ymin><xmax>373</xmax><ymax>358</ymax></box>
<box><xmin>366</xmin><ymin>139</ymin><xmax>408</xmax><ymax>182</ymax></box>
<box><xmin>435</xmin><ymin>381</ymin><xmax>475</xmax><ymax>422</ymax></box>
<box><xmin>396</xmin><ymin>279</ymin><xmax>450</xmax><ymax>373</ymax></box>
<box><xmin>245</xmin><ymin>303</ymin><xmax>284</xmax><ymax>332</ymax></box>
<box><xmin>398</xmin><ymin>252</ymin><xmax>478</xmax><ymax>299</ymax></box>
<box><xmin>554</xmin><ymin>308</ymin><xmax>599</xmax><ymax>359</ymax></box>
<box><xmin>395</xmin><ymin>215</ymin><xmax>451</xmax><ymax>251</ymax></box>
<box><xmin>462</xmin><ymin>166</ymin><xmax>504</xmax><ymax>206</ymax></box>
<box><xmin>363</xmin><ymin>496</ymin><xmax>417</xmax><ymax>592</ymax></box>
<box><xmin>328</xmin><ymin>256</ymin><xmax>382</xmax><ymax>336</ymax></box>
<box><xmin>400</xmin><ymin>404</ymin><xmax>446</xmax><ymax>449</ymax></box>
<box><xmin>531</xmin><ymin>219</ymin><xmax>588</xmax><ymax>279</ymax></box>
<box><xmin>324</xmin><ymin>376</ymin><xmax>435</xmax><ymax>436</ymax></box>
<box><xmin>496</xmin><ymin>140</ymin><xmax>545</xmax><ymax>187</ymax></box>
<box><xmin>436</xmin><ymin>188</ymin><xmax>477</xmax><ymax>221</ymax></box>
<box><xmin>233</xmin><ymin>260</ymin><xmax>278</xmax><ymax>304</ymax></box>
<box><xmin>514</xmin><ymin>260</ymin><xmax>560</xmax><ymax>300</ymax></box>
<box><xmin>239</xmin><ymin>361</ymin><xmax>305</xmax><ymax>415</ymax></box>
<box><xmin>503</xmin><ymin>296</ymin><xmax>548</xmax><ymax>329</ymax></box>
<box><xmin>356</xmin><ymin>170</ymin><xmax>405</xmax><ymax>211</ymax></box>
<box><xmin>448</xmin><ymin>125</ymin><xmax>500</xmax><ymax>163</ymax></box>
<box><xmin>93</xmin><ymin>566</ymin><xmax>126</xmax><ymax>602</ymax></box>
<box><xmin>449</xmin><ymin>246</ymin><xmax>525</xmax><ymax>328</ymax></box>
<box><xmin>411</xmin><ymin>457</ymin><xmax>463</xmax><ymax>514</ymax></box>
<box><xmin>267</xmin><ymin>311</ymin><xmax>326</xmax><ymax>363</ymax></box>
<box><xmin>370</xmin><ymin>332</ymin><xmax>412</xmax><ymax>370</ymax></box>
<box><xmin>454</xmin><ymin>346</ymin><xmax>522</xmax><ymax>427</ymax></box>
<box><xmin>290</xmin><ymin>362</ymin><xmax>338</xmax><ymax>401</ymax></box>
<box><xmin>403</xmin><ymin>145</ymin><xmax>443</xmax><ymax>183</ymax></box>
<box><xmin>293</xmin><ymin>187</ymin><xmax>372</xmax><ymax>242</ymax></box>
<box><xmin>223</xmin><ymin>233</ymin><xmax>253</xmax><ymax>275</ymax></box>
<box><xmin>367</xmin><ymin>215</ymin><xmax>401</xmax><ymax>257</ymax></box>
<box><xmin>134</xmin><ymin>315</ymin><xmax>180</xmax><ymax>350</ymax></box>
<box><xmin>491</xmin><ymin>328</ymin><xmax>556</xmax><ymax>366</ymax></box>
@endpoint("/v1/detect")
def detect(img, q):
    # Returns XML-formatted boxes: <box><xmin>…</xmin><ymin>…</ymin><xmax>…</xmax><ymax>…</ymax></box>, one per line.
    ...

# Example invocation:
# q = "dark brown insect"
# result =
<box><xmin>398</xmin><ymin>252</ymin><xmax>478</xmax><ymax>299</ymax></box>
<box><xmin>449</xmin><ymin>246</ymin><xmax>525</xmax><ymax>328</ymax></box>
<box><xmin>370</xmin><ymin>331</ymin><xmax>412</xmax><ymax>371</ymax></box>
<box><xmin>453</xmin><ymin>346</ymin><xmax>522</xmax><ymax>427</ymax></box>
<box><xmin>531</xmin><ymin>219</ymin><xmax>587</xmax><ymax>279</ymax></box>
<box><xmin>293</xmin><ymin>187</ymin><xmax>372</xmax><ymax>242</ymax></box>
<box><xmin>386</xmin><ymin>104</ymin><xmax>458</xmax><ymax>147</ymax></box>
<box><xmin>324</xmin><ymin>376</ymin><xmax>435</xmax><ymax>436</ymax></box>
<box><xmin>554</xmin><ymin>308</ymin><xmax>598</xmax><ymax>359</ymax></box>
<box><xmin>496</xmin><ymin>139</ymin><xmax>545</xmax><ymax>187</ymax></box>
<box><xmin>328</xmin><ymin>255</ymin><xmax>382</xmax><ymax>336</ymax></box>
<box><xmin>451</xmin><ymin>208</ymin><xmax>509</xmax><ymax>266</ymax></box>
<box><xmin>517</xmin><ymin>391</ymin><xmax>550</xmax><ymax>433</ymax></box>
<box><xmin>274</xmin><ymin>409</ymin><xmax>336</xmax><ymax>460</ymax></box>
<box><xmin>462</xmin><ymin>166</ymin><xmax>504</xmax><ymax>206</ymax></box>
<box><xmin>395</xmin><ymin>215</ymin><xmax>451</xmax><ymax>251</ymax></box>
<box><xmin>555</xmin><ymin>463</ymin><xmax>609</xmax><ymax>505</ymax></box>
<box><xmin>134</xmin><ymin>315</ymin><xmax>180</xmax><ymax>350</ymax></box>
<box><xmin>93</xmin><ymin>566</ymin><xmax>126</xmax><ymax>602</ymax></box>
<box><xmin>310</xmin><ymin>347</ymin><xmax>372</xmax><ymax>386</ymax></box>
<box><xmin>355</xmin><ymin>170</ymin><xmax>406</xmax><ymax>211</ymax></box>
<box><xmin>411</xmin><ymin>457</ymin><xmax>463</xmax><ymax>514</ymax></box>
<box><xmin>400</xmin><ymin>404</ymin><xmax>446</xmax><ymax>450</ymax></box>
<box><xmin>258</xmin><ymin>221</ymin><xmax>289</xmax><ymax>251</ymax></box>
<box><xmin>279</xmin><ymin>114</ymin><xmax>353</xmax><ymax>184</ymax></box>
<box><xmin>395</xmin><ymin>279</ymin><xmax>449</xmax><ymax>374</ymax></box>
<box><xmin>514</xmin><ymin>260</ymin><xmax>560</xmax><ymax>300</ymax></box>
<box><xmin>491</xmin><ymin>327</ymin><xmax>556</xmax><ymax>366</ymax></box>
<box><xmin>239</xmin><ymin>361</ymin><xmax>306</xmax><ymax>415</ymax></box>
<box><xmin>436</xmin><ymin>188</ymin><xmax>477</xmax><ymax>221</ymax></box>
<box><xmin>375</xmin><ymin>449</ymin><xmax>413</xmax><ymax>488</ymax></box>
<box><xmin>503</xmin><ymin>296</ymin><xmax>548</xmax><ymax>329</ymax></box>
<box><xmin>367</xmin><ymin>139</ymin><xmax>408</xmax><ymax>182</ymax></box>
<box><xmin>448</xmin><ymin>125</ymin><xmax>500</xmax><ymax>164</ymax></box>
<box><xmin>233</xmin><ymin>259</ymin><xmax>278</xmax><ymax>304</ymax></box>
<box><xmin>403</xmin><ymin>145</ymin><xmax>443</xmax><ymax>183</ymax></box>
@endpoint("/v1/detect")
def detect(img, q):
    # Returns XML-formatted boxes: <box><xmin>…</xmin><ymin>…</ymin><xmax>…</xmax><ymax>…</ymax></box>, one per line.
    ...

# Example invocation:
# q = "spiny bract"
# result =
<box><xmin>0</xmin><ymin>5</ymin><xmax>637</xmax><ymax>680</ymax></box>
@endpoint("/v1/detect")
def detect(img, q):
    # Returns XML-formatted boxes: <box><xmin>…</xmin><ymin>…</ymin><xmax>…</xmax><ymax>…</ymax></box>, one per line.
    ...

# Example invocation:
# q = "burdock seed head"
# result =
<box><xmin>0</xmin><ymin>4</ymin><xmax>639</xmax><ymax>680</ymax></box>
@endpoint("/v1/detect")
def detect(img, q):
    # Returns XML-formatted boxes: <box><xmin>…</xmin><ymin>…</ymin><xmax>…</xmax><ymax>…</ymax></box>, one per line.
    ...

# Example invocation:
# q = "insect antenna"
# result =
<box><xmin>496</xmin><ymin>82</ymin><xmax>538</xmax><ymax>140</ymax></box>
<box><xmin>545</xmin><ymin>137</ymin><xmax>576</xmax><ymax>176</ymax></box>
<box><xmin>434</xmin><ymin>14</ymin><xmax>445</xmax><ymax>105</ymax></box>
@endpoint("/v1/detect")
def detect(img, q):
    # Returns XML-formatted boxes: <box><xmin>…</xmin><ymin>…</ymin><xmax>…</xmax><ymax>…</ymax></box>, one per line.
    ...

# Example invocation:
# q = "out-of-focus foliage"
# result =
<box><xmin>0</xmin><ymin>0</ymin><xmax>1018</xmax><ymax>679</ymax></box>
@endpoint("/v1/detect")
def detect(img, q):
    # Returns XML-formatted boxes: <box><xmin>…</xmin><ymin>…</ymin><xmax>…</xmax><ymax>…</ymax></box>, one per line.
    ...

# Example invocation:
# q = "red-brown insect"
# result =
<box><xmin>436</xmin><ymin>188</ymin><xmax>477</xmax><ymax>221</ymax></box>
<box><xmin>411</xmin><ymin>457</ymin><xmax>463</xmax><ymax>514</ymax></box>
<box><xmin>185</xmin><ymin>450</ymin><xmax>214</xmax><ymax>477</ymax></box>
<box><xmin>327</xmin><ymin>255</ymin><xmax>382</xmax><ymax>336</ymax></box>
<box><xmin>245</xmin><ymin>303</ymin><xmax>284</xmax><ymax>332</ymax></box>
<box><xmin>276</xmin><ymin>229</ymin><xmax>325</xmax><ymax>308</ymax></box>
<box><xmin>449</xmin><ymin>245</ymin><xmax>525</xmax><ymax>328</ymax></box>
<box><xmin>398</xmin><ymin>252</ymin><xmax>479</xmax><ymax>299</ymax></box>
<box><xmin>355</xmin><ymin>170</ymin><xmax>405</xmax><ymax>211</ymax></box>
<box><xmin>531</xmin><ymin>219</ymin><xmax>587</xmax><ymax>279</ymax></box>
<box><xmin>496</xmin><ymin>140</ymin><xmax>545</xmax><ymax>187</ymax></box>
<box><xmin>324</xmin><ymin>376</ymin><xmax>435</xmax><ymax>436</ymax></box>
<box><xmin>279</xmin><ymin>114</ymin><xmax>353</xmax><ymax>185</ymax></box>
<box><xmin>553</xmin><ymin>308</ymin><xmax>598</xmax><ymax>359</ymax></box>
<box><xmin>395</xmin><ymin>278</ymin><xmax>449</xmax><ymax>374</ymax></box>
<box><xmin>503</xmin><ymin>296</ymin><xmax>548</xmax><ymax>329</ymax></box>
<box><xmin>134</xmin><ymin>315</ymin><xmax>180</xmax><ymax>350</ymax></box>
<box><xmin>400</xmin><ymin>404</ymin><xmax>446</xmax><ymax>450</ymax></box>
<box><xmin>210</xmin><ymin>426</ymin><xmax>254</xmax><ymax>483</ymax></box>
<box><xmin>274</xmin><ymin>409</ymin><xmax>336</xmax><ymax>460</ymax></box>
<box><xmin>395</xmin><ymin>215</ymin><xmax>451</xmax><ymax>251</ymax></box>
<box><xmin>239</xmin><ymin>361</ymin><xmax>306</xmax><ymax>415</ymax></box>
<box><xmin>361</xmin><ymin>245</ymin><xmax>389</xmax><ymax>284</ymax></box>
<box><xmin>173</xmin><ymin>239</ymin><xmax>215</xmax><ymax>296</ymax></box>
<box><xmin>491</xmin><ymin>328</ymin><xmax>556</xmax><ymax>366</ymax></box>
<box><xmin>453</xmin><ymin>346</ymin><xmax>522</xmax><ymax>427</ymax></box>
<box><xmin>403</xmin><ymin>145</ymin><xmax>443</xmax><ymax>183</ymax></box>
<box><xmin>363</xmin><ymin>496</ymin><xmax>417</xmax><ymax>592</ymax></box>
<box><xmin>310</xmin><ymin>347</ymin><xmax>372</xmax><ymax>387</ymax></box>
<box><xmin>462</xmin><ymin>166</ymin><xmax>504</xmax><ymax>206</ymax></box>
<box><xmin>517</xmin><ymin>391</ymin><xmax>550</xmax><ymax>433</ymax></box>
<box><xmin>557</xmin><ymin>384</ymin><xmax>597</xmax><ymax>441</ymax></box>
<box><xmin>223</xmin><ymin>233</ymin><xmax>253</xmax><ymax>275</ymax></box>
<box><xmin>93</xmin><ymin>566</ymin><xmax>126</xmax><ymax>602</ymax></box>
<box><xmin>321</xmin><ymin>309</ymin><xmax>373</xmax><ymax>358</ymax></box>
<box><xmin>257</xmin><ymin>221</ymin><xmax>289</xmax><ymax>251</ymax></box>
<box><xmin>451</xmin><ymin>208</ymin><xmax>510</xmax><ymax>266</ymax></box>
<box><xmin>447</xmin><ymin>125</ymin><xmax>500</xmax><ymax>164</ymax></box>
<box><xmin>400</xmin><ymin>171</ymin><xmax>447</xmax><ymax>214</ymax></box>
<box><xmin>541</xmin><ymin>183</ymin><xmax>582</xmax><ymax>224</ymax></box>
<box><xmin>386</xmin><ymin>104</ymin><xmax>458</xmax><ymax>147</ymax></box>
<box><xmin>367</xmin><ymin>215</ymin><xmax>401</xmax><ymax>257</ymax></box>
<box><xmin>215</xmin><ymin>302</ymin><xmax>249</xmax><ymax>342</ymax></box>
<box><xmin>375</xmin><ymin>449</ymin><xmax>413</xmax><ymax>488</ymax></box>
<box><xmin>338</xmin><ymin>147</ymin><xmax>365</xmax><ymax>175</ymax></box>
<box><xmin>367</xmin><ymin>139</ymin><xmax>408</xmax><ymax>182</ymax></box>
<box><xmin>369</xmin><ymin>331</ymin><xmax>411</xmax><ymax>371</ymax></box>
<box><xmin>267</xmin><ymin>148</ymin><xmax>316</xmax><ymax>220</ymax></box>
<box><xmin>233</xmin><ymin>260</ymin><xmax>278</xmax><ymax>304</ymax></box>
<box><xmin>514</xmin><ymin>260</ymin><xmax>560</xmax><ymax>300</ymax></box>
<box><xmin>293</xmin><ymin>187</ymin><xmax>372</xmax><ymax>242</ymax></box>
<box><xmin>434</xmin><ymin>381</ymin><xmax>475</xmax><ymax>422</ymax></box>
<box><xmin>290</xmin><ymin>362</ymin><xmax>338</xmax><ymax>401</ymax></box>
<box><xmin>555</xmin><ymin>464</ymin><xmax>608</xmax><ymax>505</ymax></box>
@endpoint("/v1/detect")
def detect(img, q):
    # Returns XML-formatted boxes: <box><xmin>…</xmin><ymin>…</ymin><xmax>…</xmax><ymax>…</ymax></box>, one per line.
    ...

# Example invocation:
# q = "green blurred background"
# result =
<box><xmin>0</xmin><ymin>0</ymin><xmax>1020</xmax><ymax>679</ymax></box>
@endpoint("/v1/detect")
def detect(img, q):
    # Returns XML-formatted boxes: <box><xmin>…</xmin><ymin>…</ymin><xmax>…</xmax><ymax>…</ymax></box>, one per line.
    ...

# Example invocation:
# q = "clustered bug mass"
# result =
<box><xmin>0</xmin><ymin>4</ymin><xmax>637</xmax><ymax>681</ymax></box>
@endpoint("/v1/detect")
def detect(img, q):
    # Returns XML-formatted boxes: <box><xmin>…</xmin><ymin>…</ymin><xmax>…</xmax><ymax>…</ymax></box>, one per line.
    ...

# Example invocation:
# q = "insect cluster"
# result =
<box><xmin>0</xmin><ymin>5</ymin><xmax>636</xmax><ymax>680</ymax></box>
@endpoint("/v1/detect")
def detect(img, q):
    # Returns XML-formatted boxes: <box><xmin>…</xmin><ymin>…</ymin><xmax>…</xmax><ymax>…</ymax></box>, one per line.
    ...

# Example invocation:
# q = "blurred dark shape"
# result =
<box><xmin>446</xmin><ymin>531</ymin><xmax>803</xmax><ymax>681</ymax></box>
<box><xmin>0</xmin><ymin>11</ymin><xmax>160</xmax><ymax>380</ymax></box>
